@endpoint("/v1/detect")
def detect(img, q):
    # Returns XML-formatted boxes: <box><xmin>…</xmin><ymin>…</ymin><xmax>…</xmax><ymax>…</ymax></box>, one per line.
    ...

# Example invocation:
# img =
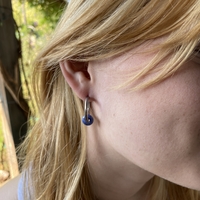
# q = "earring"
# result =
<box><xmin>82</xmin><ymin>97</ymin><xmax>94</xmax><ymax>126</ymax></box>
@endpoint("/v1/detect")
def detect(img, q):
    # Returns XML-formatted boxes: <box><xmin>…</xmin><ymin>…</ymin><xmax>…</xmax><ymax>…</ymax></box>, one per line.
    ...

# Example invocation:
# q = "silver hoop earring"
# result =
<box><xmin>82</xmin><ymin>97</ymin><xmax>94</xmax><ymax>126</ymax></box>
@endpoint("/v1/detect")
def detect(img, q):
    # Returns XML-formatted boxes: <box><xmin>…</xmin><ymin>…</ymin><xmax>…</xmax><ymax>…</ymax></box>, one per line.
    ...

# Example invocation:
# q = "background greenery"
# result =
<box><xmin>0</xmin><ymin>0</ymin><xmax>66</xmax><ymax>171</ymax></box>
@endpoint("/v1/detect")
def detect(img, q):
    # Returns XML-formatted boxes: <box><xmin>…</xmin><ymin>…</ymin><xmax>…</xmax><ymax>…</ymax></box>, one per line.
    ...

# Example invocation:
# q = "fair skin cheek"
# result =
<box><xmin>86</xmin><ymin>48</ymin><xmax>200</xmax><ymax>200</ymax></box>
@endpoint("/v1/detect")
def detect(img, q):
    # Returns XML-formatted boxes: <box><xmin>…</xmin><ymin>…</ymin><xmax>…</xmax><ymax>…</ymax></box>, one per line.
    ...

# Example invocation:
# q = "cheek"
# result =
<box><xmin>102</xmin><ymin>71</ymin><xmax>200</xmax><ymax>190</ymax></box>
<box><xmin>92</xmin><ymin>56</ymin><xmax>200</xmax><ymax>189</ymax></box>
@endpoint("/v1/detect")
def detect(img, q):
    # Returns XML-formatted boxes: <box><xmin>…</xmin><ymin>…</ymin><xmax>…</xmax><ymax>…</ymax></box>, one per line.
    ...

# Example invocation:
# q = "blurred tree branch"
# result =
<box><xmin>0</xmin><ymin>0</ymin><xmax>29</xmax><ymax>148</ymax></box>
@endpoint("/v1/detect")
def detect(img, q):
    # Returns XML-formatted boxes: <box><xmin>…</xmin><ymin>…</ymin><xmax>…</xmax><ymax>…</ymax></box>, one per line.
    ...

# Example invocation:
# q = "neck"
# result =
<box><xmin>87</xmin><ymin>128</ymin><xmax>154</xmax><ymax>200</ymax></box>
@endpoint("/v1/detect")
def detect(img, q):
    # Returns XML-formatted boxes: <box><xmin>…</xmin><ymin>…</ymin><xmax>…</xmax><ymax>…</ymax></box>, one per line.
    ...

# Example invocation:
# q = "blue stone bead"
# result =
<box><xmin>82</xmin><ymin>115</ymin><xmax>94</xmax><ymax>126</ymax></box>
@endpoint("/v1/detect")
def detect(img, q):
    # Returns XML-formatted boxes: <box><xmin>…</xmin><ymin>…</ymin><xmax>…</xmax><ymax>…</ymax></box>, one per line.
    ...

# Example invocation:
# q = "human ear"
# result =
<box><xmin>59</xmin><ymin>60</ymin><xmax>91</xmax><ymax>100</ymax></box>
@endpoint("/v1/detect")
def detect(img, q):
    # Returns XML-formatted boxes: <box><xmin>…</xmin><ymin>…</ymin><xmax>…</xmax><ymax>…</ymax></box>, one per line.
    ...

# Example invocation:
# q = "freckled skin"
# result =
<box><xmin>87</xmin><ymin>42</ymin><xmax>200</xmax><ymax>199</ymax></box>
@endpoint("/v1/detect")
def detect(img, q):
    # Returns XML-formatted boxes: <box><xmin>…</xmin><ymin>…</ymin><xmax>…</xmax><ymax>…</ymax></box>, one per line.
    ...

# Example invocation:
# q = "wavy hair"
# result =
<box><xmin>20</xmin><ymin>0</ymin><xmax>200</xmax><ymax>199</ymax></box>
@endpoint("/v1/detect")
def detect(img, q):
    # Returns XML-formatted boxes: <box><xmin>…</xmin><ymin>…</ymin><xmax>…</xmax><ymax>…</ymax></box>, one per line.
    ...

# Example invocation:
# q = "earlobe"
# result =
<box><xmin>59</xmin><ymin>60</ymin><xmax>91</xmax><ymax>100</ymax></box>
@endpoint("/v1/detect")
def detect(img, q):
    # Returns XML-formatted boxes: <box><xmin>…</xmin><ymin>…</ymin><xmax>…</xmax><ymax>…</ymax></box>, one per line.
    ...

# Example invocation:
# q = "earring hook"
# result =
<box><xmin>82</xmin><ymin>97</ymin><xmax>94</xmax><ymax>126</ymax></box>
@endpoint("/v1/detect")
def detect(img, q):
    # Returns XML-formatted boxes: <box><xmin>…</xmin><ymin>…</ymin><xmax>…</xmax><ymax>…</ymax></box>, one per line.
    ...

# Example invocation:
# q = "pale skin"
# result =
<box><xmin>61</xmin><ymin>40</ymin><xmax>200</xmax><ymax>200</ymax></box>
<box><xmin>1</xmin><ymin>40</ymin><xmax>200</xmax><ymax>200</ymax></box>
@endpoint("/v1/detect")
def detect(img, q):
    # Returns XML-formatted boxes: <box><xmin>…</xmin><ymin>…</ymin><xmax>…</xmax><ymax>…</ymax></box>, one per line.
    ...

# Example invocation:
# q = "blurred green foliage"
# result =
<box><xmin>13</xmin><ymin>0</ymin><xmax>66</xmax><ymax>68</ymax></box>
<box><xmin>27</xmin><ymin>0</ymin><xmax>66</xmax><ymax>28</ymax></box>
<box><xmin>0</xmin><ymin>0</ymin><xmax>66</xmax><ymax>170</ymax></box>
<box><xmin>0</xmin><ymin>118</ymin><xmax>8</xmax><ymax>171</ymax></box>
<box><xmin>11</xmin><ymin>0</ymin><xmax>66</xmax><ymax>104</ymax></box>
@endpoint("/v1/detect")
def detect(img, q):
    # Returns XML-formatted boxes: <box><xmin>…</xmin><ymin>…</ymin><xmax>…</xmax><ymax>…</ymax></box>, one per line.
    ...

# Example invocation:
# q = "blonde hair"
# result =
<box><xmin>20</xmin><ymin>0</ymin><xmax>200</xmax><ymax>199</ymax></box>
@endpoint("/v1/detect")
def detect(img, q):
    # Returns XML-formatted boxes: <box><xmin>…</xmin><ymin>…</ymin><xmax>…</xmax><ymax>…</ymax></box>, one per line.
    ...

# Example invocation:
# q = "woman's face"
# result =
<box><xmin>88</xmin><ymin>41</ymin><xmax>200</xmax><ymax>190</ymax></box>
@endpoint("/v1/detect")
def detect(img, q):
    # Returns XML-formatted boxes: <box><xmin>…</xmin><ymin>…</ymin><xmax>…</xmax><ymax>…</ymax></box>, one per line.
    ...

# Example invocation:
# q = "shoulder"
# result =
<box><xmin>0</xmin><ymin>174</ymin><xmax>21</xmax><ymax>200</ymax></box>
